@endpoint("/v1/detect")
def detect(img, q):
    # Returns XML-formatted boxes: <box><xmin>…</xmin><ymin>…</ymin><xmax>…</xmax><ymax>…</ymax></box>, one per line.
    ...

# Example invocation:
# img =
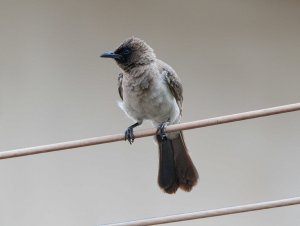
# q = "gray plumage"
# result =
<box><xmin>101</xmin><ymin>37</ymin><xmax>198</xmax><ymax>194</ymax></box>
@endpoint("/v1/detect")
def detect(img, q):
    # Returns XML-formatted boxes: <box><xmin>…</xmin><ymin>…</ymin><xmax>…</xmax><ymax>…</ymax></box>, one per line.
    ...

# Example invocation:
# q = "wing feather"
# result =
<box><xmin>117</xmin><ymin>73</ymin><xmax>123</xmax><ymax>100</ymax></box>
<box><xmin>160</xmin><ymin>64</ymin><xmax>183</xmax><ymax>115</ymax></box>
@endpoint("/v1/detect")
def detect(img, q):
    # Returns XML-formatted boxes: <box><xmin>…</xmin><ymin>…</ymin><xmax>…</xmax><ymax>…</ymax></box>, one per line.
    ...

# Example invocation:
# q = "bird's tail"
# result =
<box><xmin>156</xmin><ymin>131</ymin><xmax>199</xmax><ymax>194</ymax></box>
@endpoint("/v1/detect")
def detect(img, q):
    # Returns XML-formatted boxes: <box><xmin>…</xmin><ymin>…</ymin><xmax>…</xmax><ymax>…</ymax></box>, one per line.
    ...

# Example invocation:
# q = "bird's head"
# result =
<box><xmin>101</xmin><ymin>37</ymin><xmax>156</xmax><ymax>72</ymax></box>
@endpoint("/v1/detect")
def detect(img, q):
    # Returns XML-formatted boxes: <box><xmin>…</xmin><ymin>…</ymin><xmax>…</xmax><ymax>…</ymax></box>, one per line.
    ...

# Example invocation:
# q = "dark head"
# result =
<box><xmin>100</xmin><ymin>37</ymin><xmax>156</xmax><ymax>72</ymax></box>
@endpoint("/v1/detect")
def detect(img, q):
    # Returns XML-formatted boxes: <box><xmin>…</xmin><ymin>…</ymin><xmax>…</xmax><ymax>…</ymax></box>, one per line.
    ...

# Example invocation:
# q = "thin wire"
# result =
<box><xmin>102</xmin><ymin>197</ymin><xmax>300</xmax><ymax>226</ymax></box>
<box><xmin>1</xmin><ymin>102</ymin><xmax>300</xmax><ymax>160</ymax></box>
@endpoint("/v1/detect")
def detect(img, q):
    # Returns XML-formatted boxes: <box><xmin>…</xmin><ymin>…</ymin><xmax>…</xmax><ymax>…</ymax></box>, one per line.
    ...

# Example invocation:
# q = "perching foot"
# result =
<box><xmin>158</xmin><ymin>122</ymin><xmax>169</xmax><ymax>141</ymax></box>
<box><xmin>125</xmin><ymin>122</ymin><xmax>140</xmax><ymax>144</ymax></box>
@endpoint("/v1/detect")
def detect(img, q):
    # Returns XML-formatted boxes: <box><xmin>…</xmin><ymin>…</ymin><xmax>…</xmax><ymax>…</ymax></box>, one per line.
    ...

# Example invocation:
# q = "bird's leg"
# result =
<box><xmin>125</xmin><ymin>122</ymin><xmax>141</xmax><ymax>144</ymax></box>
<box><xmin>157</xmin><ymin>121</ymin><xmax>170</xmax><ymax>141</ymax></box>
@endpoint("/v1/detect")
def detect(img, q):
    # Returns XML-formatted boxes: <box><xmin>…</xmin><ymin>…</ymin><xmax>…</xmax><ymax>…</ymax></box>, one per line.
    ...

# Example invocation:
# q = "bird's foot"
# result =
<box><xmin>125</xmin><ymin>127</ymin><xmax>135</xmax><ymax>144</ymax></box>
<box><xmin>124</xmin><ymin>122</ymin><xmax>141</xmax><ymax>144</ymax></box>
<box><xmin>158</xmin><ymin>122</ymin><xmax>169</xmax><ymax>141</ymax></box>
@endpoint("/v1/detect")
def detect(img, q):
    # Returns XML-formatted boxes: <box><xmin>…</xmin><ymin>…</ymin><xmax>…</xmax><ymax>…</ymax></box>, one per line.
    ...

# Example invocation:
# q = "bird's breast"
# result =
<box><xmin>121</xmin><ymin>75</ymin><xmax>179</xmax><ymax>124</ymax></box>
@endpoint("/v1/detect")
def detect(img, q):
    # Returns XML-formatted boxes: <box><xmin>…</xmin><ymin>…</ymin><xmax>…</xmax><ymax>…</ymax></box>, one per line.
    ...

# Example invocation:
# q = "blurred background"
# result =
<box><xmin>0</xmin><ymin>0</ymin><xmax>300</xmax><ymax>225</ymax></box>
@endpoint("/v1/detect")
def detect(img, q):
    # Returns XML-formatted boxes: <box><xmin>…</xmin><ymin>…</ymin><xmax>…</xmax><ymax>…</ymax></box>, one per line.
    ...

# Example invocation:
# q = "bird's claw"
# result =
<box><xmin>125</xmin><ymin>127</ymin><xmax>135</xmax><ymax>144</ymax></box>
<box><xmin>124</xmin><ymin>122</ymin><xmax>141</xmax><ymax>145</ymax></box>
<box><xmin>158</xmin><ymin>122</ymin><xmax>168</xmax><ymax>141</ymax></box>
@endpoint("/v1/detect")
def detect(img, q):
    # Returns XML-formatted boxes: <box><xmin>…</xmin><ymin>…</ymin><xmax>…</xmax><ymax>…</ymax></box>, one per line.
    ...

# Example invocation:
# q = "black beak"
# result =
<box><xmin>100</xmin><ymin>51</ymin><xmax>122</xmax><ymax>60</ymax></box>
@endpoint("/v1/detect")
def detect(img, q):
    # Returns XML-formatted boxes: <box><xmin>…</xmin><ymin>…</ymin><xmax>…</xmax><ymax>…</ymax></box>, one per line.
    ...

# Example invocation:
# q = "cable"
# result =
<box><xmin>0</xmin><ymin>102</ymin><xmax>299</xmax><ymax>160</ymax></box>
<box><xmin>102</xmin><ymin>197</ymin><xmax>300</xmax><ymax>226</ymax></box>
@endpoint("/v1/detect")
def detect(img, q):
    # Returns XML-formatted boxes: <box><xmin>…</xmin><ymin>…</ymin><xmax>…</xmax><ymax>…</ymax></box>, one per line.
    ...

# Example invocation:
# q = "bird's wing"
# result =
<box><xmin>117</xmin><ymin>72</ymin><xmax>124</xmax><ymax>100</ymax></box>
<box><xmin>158</xmin><ymin>60</ymin><xmax>183</xmax><ymax>115</ymax></box>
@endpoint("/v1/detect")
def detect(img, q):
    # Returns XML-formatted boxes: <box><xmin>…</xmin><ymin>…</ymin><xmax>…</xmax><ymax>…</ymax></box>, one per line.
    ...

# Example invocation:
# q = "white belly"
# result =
<box><xmin>118</xmin><ymin>78</ymin><xmax>180</xmax><ymax>126</ymax></box>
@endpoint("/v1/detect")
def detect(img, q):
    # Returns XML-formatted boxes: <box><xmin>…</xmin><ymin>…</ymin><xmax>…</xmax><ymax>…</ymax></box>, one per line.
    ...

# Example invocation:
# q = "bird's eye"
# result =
<box><xmin>123</xmin><ymin>49</ymin><xmax>131</xmax><ymax>55</ymax></box>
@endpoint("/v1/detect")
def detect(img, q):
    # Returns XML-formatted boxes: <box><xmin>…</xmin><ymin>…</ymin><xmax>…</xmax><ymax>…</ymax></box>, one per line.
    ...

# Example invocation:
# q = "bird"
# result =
<box><xmin>101</xmin><ymin>37</ymin><xmax>198</xmax><ymax>194</ymax></box>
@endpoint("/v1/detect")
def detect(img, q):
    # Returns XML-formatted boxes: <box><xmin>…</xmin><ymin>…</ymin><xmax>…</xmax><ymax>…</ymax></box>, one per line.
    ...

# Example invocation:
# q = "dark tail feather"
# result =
<box><xmin>172</xmin><ymin>131</ymin><xmax>199</xmax><ymax>191</ymax></box>
<box><xmin>157</xmin><ymin>135</ymin><xmax>179</xmax><ymax>194</ymax></box>
<box><xmin>156</xmin><ymin>132</ymin><xmax>198</xmax><ymax>194</ymax></box>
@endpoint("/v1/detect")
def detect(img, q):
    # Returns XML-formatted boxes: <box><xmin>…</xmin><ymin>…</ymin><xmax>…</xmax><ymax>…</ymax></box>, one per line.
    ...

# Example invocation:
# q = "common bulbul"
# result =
<box><xmin>101</xmin><ymin>37</ymin><xmax>198</xmax><ymax>194</ymax></box>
